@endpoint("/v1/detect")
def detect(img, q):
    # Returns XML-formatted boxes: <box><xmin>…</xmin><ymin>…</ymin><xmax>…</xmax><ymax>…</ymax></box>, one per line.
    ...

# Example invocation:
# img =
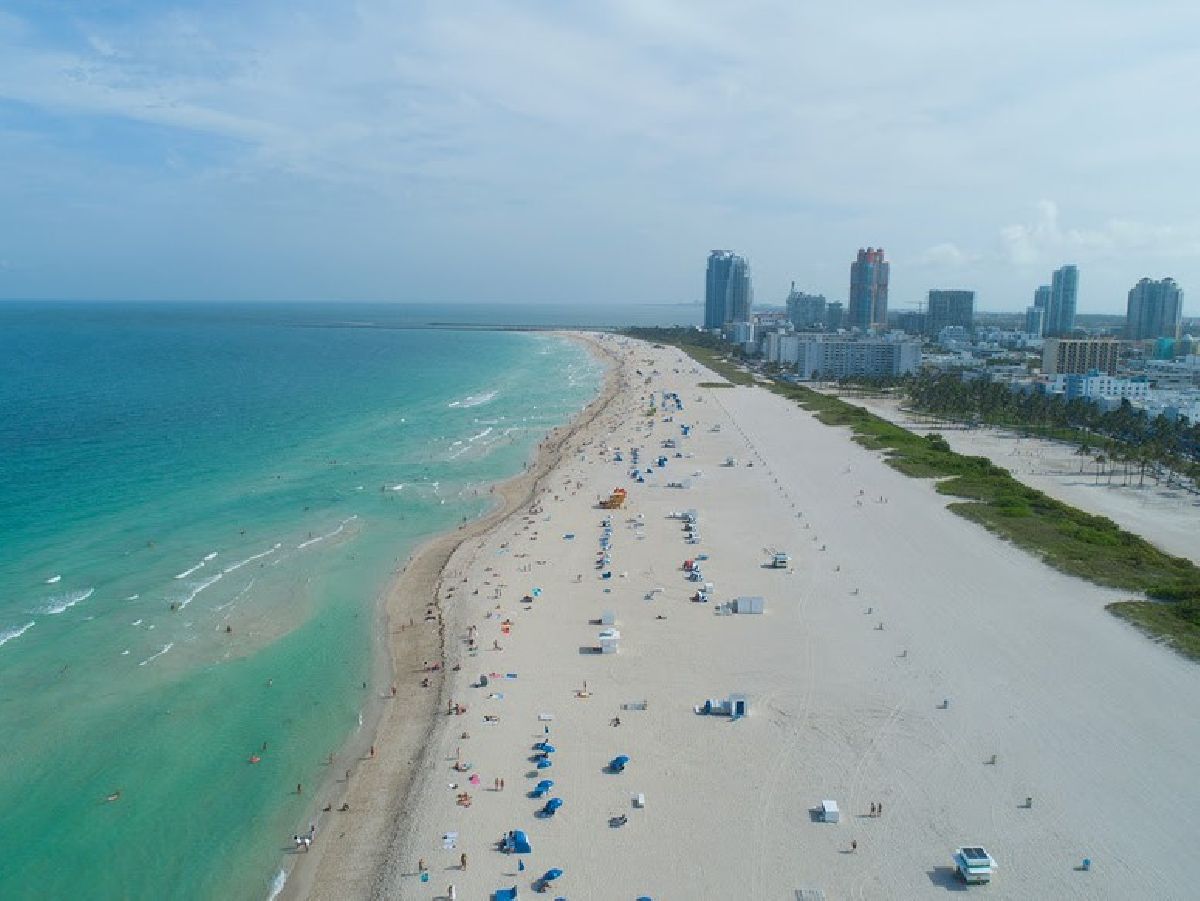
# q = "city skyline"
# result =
<box><xmin>2</xmin><ymin>3</ymin><xmax>1200</xmax><ymax>311</ymax></box>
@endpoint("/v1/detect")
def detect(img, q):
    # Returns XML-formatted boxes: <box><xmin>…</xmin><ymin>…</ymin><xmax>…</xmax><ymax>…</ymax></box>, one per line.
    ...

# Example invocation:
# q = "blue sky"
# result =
<box><xmin>1</xmin><ymin>1</ymin><xmax>1198</xmax><ymax>312</ymax></box>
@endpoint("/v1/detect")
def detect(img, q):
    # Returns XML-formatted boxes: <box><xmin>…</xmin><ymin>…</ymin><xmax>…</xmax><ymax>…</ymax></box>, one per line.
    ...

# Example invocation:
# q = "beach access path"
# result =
<box><xmin>834</xmin><ymin>390</ymin><xmax>1200</xmax><ymax>567</ymax></box>
<box><xmin>321</xmin><ymin>338</ymin><xmax>1200</xmax><ymax>899</ymax></box>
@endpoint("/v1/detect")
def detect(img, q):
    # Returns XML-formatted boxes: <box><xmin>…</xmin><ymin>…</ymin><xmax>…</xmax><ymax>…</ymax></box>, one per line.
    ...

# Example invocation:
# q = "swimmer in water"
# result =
<box><xmin>106</xmin><ymin>791</ymin><xmax>121</xmax><ymax>802</ymax></box>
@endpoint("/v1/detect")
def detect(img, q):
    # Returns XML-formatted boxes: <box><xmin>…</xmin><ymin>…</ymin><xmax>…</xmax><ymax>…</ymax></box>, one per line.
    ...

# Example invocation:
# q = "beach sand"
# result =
<box><xmin>302</xmin><ymin>338</ymin><xmax>1200</xmax><ymax>899</ymax></box>
<box><xmin>837</xmin><ymin>390</ymin><xmax>1200</xmax><ymax>566</ymax></box>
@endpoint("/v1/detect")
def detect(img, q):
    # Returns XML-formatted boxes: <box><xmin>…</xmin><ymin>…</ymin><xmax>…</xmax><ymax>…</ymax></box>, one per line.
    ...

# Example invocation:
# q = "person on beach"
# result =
<box><xmin>460</xmin><ymin>852</ymin><xmax>468</xmax><ymax>871</ymax></box>
<box><xmin>418</xmin><ymin>858</ymin><xmax>426</xmax><ymax>874</ymax></box>
<box><xmin>851</xmin><ymin>840</ymin><xmax>858</xmax><ymax>852</ymax></box>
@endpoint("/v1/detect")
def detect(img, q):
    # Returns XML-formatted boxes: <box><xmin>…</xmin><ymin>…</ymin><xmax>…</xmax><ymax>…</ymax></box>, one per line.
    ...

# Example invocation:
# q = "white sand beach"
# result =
<box><xmin>308</xmin><ymin>336</ymin><xmax>1200</xmax><ymax>900</ymax></box>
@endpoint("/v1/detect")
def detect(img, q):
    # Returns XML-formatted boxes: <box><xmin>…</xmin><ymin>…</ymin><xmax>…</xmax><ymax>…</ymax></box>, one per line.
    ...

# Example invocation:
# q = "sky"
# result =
<box><xmin>1</xmin><ymin>1</ymin><xmax>1198</xmax><ymax>313</ymax></box>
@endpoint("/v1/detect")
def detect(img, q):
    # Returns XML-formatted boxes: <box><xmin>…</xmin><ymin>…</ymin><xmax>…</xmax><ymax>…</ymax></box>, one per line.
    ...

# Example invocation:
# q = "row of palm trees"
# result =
<box><xmin>843</xmin><ymin>373</ymin><xmax>1200</xmax><ymax>489</ymax></box>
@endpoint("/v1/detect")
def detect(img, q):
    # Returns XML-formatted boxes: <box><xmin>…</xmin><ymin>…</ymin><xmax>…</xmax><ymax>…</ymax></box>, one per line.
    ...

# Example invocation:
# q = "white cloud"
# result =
<box><xmin>2</xmin><ymin>1</ymin><xmax>1200</xmax><ymax>306</ymax></box>
<box><xmin>917</xmin><ymin>242</ymin><xmax>977</xmax><ymax>267</ymax></box>
<box><xmin>1000</xmin><ymin>200</ymin><xmax>1200</xmax><ymax>267</ymax></box>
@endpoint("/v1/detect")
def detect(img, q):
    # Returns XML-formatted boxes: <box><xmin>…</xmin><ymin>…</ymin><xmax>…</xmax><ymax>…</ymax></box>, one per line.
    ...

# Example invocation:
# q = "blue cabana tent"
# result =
<box><xmin>542</xmin><ymin>797</ymin><xmax>563</xmax><ymax>816</ymax></box>
<box><xmin>506</xmin><ymin>830</ymin><xmax>532</xmax><ymax>854</ymax></box>
<box><xmin>492</xmin><ymin>887</ymin><xmax>518</xmax><ymax>901</ymax></box>
<box><xmin>610</xmin><ymin>755</ymin><xmax>630</xmax><ymax>773</ymax></box>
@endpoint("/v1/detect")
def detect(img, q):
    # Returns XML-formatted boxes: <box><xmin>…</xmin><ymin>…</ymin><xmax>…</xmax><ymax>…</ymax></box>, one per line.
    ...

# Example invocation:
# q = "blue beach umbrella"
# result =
<box><xmin>610</xmin><ymin>754</ymin><xmax>630</xmax><ymax>772</ymax></box>
<box><xmin>535</xmin><ymin>779</ymin><xmax>554</xmax><ymax>791</ymax></box>
<box><xmin>543</xmin><ymin>868</ymin><xmax>563</xmax><ymax>881</ymax></box>
<box><xmin>536</xmin><ymin>757</ymin><xmax>553</xmax><ymax>769</ymax></box>
<box><xmin>542</xmin><ymin>797</ymin><xmax>563</xmax><ymax>816</ymax></box>
<box><xmin>536</xmin><ymin>743</ymin><xmax>556</xmax><ymax>754</ymax></box>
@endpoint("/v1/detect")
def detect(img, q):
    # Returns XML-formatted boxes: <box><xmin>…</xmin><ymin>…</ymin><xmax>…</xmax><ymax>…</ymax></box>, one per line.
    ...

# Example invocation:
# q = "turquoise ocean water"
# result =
<box><xmin>0</xmin><ymin>302</ymin><xmax>616</xmax><ymax>900</ymax></box>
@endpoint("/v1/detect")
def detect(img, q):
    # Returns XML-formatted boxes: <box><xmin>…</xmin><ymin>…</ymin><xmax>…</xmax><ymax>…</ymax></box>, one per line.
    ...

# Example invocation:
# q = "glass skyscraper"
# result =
<box><xmin>848</xmin><ymin>247</ymin><xmax>889</xmax><ymax>331</ymax></box>
<box><xmin>1125</xmin><ymin>277</ymin><xmax>1183</xmax><ymax>340</ymax></box>
<box><xmin>704</xmin><ymin>250</ymin><xmax>752</xmax><ymax>329</ymax></box>
<box><xmin>1045</xmin><ymin>264</ymin><xmax>1078</xmax><ymax>337</ymax></box>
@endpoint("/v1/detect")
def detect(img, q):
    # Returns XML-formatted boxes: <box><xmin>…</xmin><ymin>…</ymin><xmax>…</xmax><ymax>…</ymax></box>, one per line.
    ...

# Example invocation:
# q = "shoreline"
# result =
<box><xmin>294</xmin><ymin>334</ymin><xmax>1200</xmax><ymax>899</ymax></box>
<box><xmin>281</xmin><ymin>332</ymin><xmax>622</xmax><ymax>900</ymax></box>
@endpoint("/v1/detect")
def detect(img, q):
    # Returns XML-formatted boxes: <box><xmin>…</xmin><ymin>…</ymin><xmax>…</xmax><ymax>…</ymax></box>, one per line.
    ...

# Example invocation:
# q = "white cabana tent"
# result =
<box><xmin>598</xmin><ymin>628</ymin><xmax>621</xmax><ymax>654</ymax></box>
<box><xmin>732</xmin><ymin>596</ymin><xmax>765</xmax><ymax>614</ymax></box>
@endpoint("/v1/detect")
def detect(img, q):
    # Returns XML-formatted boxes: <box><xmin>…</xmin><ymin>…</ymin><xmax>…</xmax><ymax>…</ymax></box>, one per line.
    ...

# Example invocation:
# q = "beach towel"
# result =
<box><xmin>442</xmin><ymin>831</ymin><xmax>458</xmax><ymax>849</ymax></box>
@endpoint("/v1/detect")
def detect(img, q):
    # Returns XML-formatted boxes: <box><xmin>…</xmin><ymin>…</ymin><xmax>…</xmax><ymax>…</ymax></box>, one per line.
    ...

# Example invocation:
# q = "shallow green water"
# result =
<box><xmin>0</xmin><ymin>303</ymin><xmax>601</xmax><ymax>899</ymax></box>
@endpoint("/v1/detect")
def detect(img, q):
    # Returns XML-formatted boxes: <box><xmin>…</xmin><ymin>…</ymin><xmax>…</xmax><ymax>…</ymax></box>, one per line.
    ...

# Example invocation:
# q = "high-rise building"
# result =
<box><xmin>848</xmin><ymin>247</ymin><xmax>889</xmax><ymax>331</ymax></box>
<box><xmin>894</xmin><ymin>311</ymin><xmax>926</xmax><ymax>336</ymax></box>
<box><xmin>785</xmin><ymin>284</ymin><xmax>827</xmax><ymax>330</ymax></box>
<box><xmin>790</xmin><ymin>334</ymin><xmax>921</xmax><ymax>379</ymax></box>
<box><xmin>1045</xmin><ymin>265</ymin><xmax>1079</xmax><ymax>337</ymax></box>
<box><xmin>825</xmin><ymin>302</ymin><xmax>845</xmax><ymax>331</ymax></box>
<box><xmin>704</xmin><ymin>250</ymin><xmax>752</xmax><ymax>329</ymax></box>
<box><xmin>1024</xmin><ymin>306</ymin><xmax>1045</xmax><ymax>337</ymax></box>
<box><xmin>726</xmin><ymin>255</ymin><xmax>753</xmax><ymax>324</ymax></box>
<box><xmin>1042</xmin><ymin>338</ymin><xmax>1120</xmax><ymax>376</ymax></box>
<box><xmin>1125</xmin><ymin>277</ymin><xmax>1183</xmax><ymax>340</ymax></box>
<box><xmin>925</xmin><ymin>290</ymin><xmax>975</xmax><ymax>338</ymax></box>
<box><xmin>1033</xmin><ymin>284</ymin><xmax>1051</xmax><ymax>313</ymax></box>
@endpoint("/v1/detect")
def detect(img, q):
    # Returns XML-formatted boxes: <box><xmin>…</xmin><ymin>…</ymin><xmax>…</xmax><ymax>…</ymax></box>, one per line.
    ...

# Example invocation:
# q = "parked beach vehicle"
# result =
<box><xmin>769</xmin><ymin>552</ymin><xmax>790</xmax><ymax>569</ymax></box>
<box><xmin>953</xmin><ymin>847</ymin><xmax>997</xmax><ymax>884</ymax></box>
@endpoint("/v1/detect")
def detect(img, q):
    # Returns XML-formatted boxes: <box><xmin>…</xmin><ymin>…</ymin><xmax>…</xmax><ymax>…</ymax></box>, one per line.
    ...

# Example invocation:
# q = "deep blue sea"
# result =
<box><xmin>0</xmin><ymin>301</ymin><xmax>672</xmax><ymax>899</ymax></box>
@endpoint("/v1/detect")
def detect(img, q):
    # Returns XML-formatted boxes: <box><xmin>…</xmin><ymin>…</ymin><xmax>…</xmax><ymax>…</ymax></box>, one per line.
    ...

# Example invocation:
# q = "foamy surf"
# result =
<box><xmin>175</xmin><ymin>552</ymin><xmax>218</xmax><ymax>580</ymax></box>
<box><xmin>223</xmin><ymin>543</ymin><xmax>282</xmax><ymax>575</ymax></box>
<box><xmin>45</xmin><ymin>575</ymin><xmax>62</xmax><ymax>584</ymax></box>
<box><xmin>266</xmin><ymin>868</ymin><xmax>287</xmax><ymax>901</ymax></box>
<box><xmin>176</xmin><ymin>571</ymin><xmax>223</xmax><ymax>609</ymax></box>
<box><xmin>1</xmin><ymin>621</ymin><xmax>36</xmax><ymax>648</ymax></box>
<box><xmin>448</xmin><ymin>389</ymin><xmax>498</xmax><ymax>408</ymax></box>
<box><xmin>41</xmin><ymin>587</ymin><xmax>94</xmax><ymax>615</ymax></box>
<box><xmin>138</xmin><ymin>642</ymin><xmax>174</xmax><ymax>666</ymax></box>
<box><xmin>296</xmin><ymin>515</ymin><xmax>357</xmax><ymax>550</ymax></box>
